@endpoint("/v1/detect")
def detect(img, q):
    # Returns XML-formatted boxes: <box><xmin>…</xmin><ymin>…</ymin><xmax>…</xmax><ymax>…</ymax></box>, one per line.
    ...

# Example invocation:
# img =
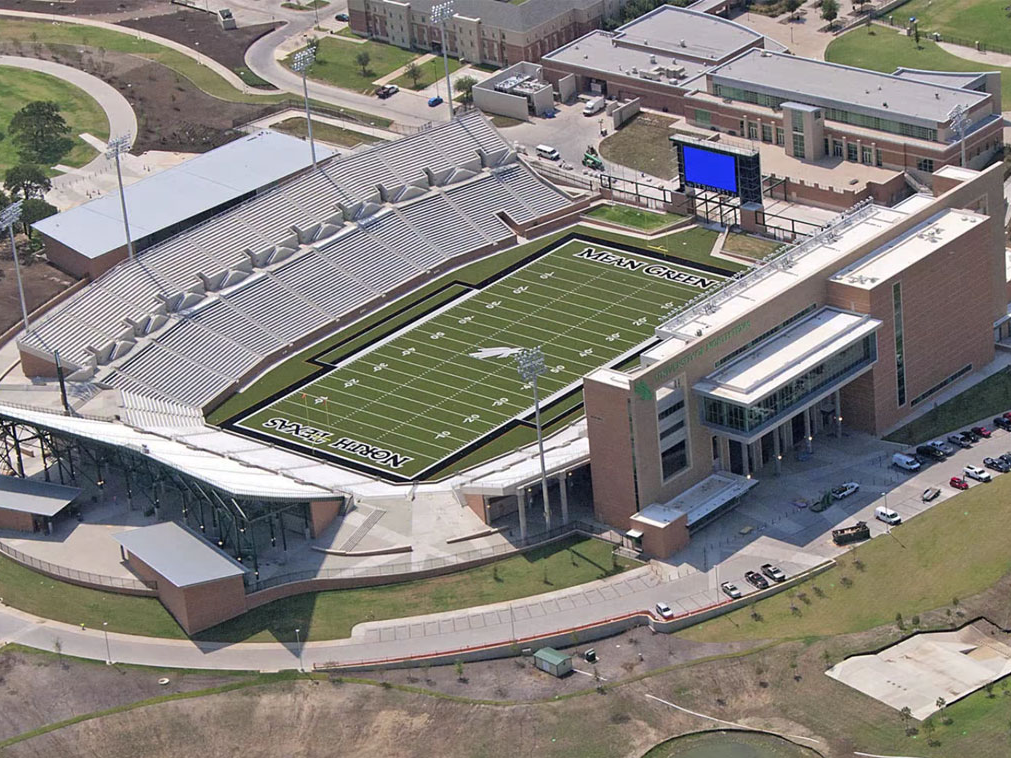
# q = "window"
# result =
<box><xmin>823</xmin><ymin>137</ymin><xmax>829</xmax><ymax>155</ymax></box>
<box><xmin>791</xmin><ymin>112</ymin><xmax>804</xmax><ymax>133</ymax></box>
<box><xmin>875</xmin><ymin>148</ymin><xmax>883</xmax><ymax>167</ymax></box>
<box><xmin>862</xmin><ymin>146</ymin><xmax>873</xmax><ymax>164</ymax></box>
<box><xmin>659</xmin><ymin>421</ymin><xmax>684</xmax><ymax>440</ymax></box>
<box><xmin>661</xmin><ymin>440</ymin><xmax>688</xmax><ymax>480</ymax></box>
<box><xmin>832</xmin><ymin>139</ymin><xmax>843</xmax><ymax>157</ymax></box>
<box><xmin>910</xmin><ymin>365</ymin><xmax>972</xmax><ymax>407</ymax></box>
<box><xmin>695</xmin><ymin>109</ymin><xmax>711</xmax><ymax>125</ymax></box>
<box><xmin>847</xmin><ymin>143</ymin><xmax>858</xmax><ymax>162</ymax></box>
<box><xmin>761</xmin><ymin>123</ymin><xmax>772</xmax><ymax>142</ymax></box>
<box><xmin>748</xmin><ymin>122</ymin><xmax>758</xmax><ymax>140</ymax></box>
<box><xmin>917</xmin><ymin>157</ymin><xmax>935</xmax><ymax>172</ymax></box>
<box><xmin>792</xmin><ymin>133</ymin><xmax>805</xmax><ymax>156</ymax></box>
<box><xmin>657</xmin><ymin>400</ymin><xmax>684</xmax><ymax>421</ymax></box>
<box><xmin>775</xmin><ymin>127</ymin><xmax>784</xmax><ymax>146</ymax></box>
<box><xmin>893</xmin><ymin>282</ymin><xmax>906</xmax><ymax>406</ymax></box>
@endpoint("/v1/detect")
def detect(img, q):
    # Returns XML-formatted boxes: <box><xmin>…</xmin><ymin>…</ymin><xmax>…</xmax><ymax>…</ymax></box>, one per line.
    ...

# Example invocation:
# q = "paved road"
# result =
<box><xmin>0</xmin><ymin>55</ymin><xmax>137</xmax><ymax>172</ymax></box>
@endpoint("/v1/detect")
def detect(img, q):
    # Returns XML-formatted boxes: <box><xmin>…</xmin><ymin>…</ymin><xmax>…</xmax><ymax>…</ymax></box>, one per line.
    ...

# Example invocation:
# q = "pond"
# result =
<box><xmin>643</xmin><ymin>730</ymin><xmax>822</xmax><ymax>758</ymax></box>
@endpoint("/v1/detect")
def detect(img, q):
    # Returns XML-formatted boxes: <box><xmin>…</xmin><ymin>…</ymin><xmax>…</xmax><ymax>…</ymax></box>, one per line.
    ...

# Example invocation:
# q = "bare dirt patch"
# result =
<box><xmin>0</xmin><ymin>237</ymin><xmax>76</xmax><ymax>336</ymax></box>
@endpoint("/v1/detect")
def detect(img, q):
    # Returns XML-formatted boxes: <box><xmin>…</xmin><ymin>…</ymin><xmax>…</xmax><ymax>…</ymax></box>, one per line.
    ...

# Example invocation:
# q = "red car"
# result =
<box><xmin>1003</xmin><ymin>412</ymin><xmax>1011</xmax><ymax>421</ymax></box>
<box><xmin>950</xmin><ymin>476</ymin><xmax>969</xmax><ymax>490</ymax></box>
<box><xmin>971</xmin><ymin>426</ymin><xmax>992</xmax><ymax>439</ymax></box>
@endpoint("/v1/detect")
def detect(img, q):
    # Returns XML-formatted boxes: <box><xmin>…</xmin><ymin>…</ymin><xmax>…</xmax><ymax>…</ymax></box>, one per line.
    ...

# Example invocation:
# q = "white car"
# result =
<box><xmin>875</xmin><ymin>505</ymin><xmax>901</xmax><ymax>525</ymax></box>
<box><xmin>831</xmin><ymin>482</ymin><xmax>860</xmax><ymax>500</ymax></box>
<box><xmin>655</xmin><ymin>601</ymin><xmax>675</xmax><ymax>620</ymax></box>
<box><xmin>720</xmin><ymin>581</ymin><xmax>742</xmax><ymax>599</ymax></box>
<box><xmin>964</xmin><ymin>464</ymin><xmax>992</xmax><ymax>483</ymax></box>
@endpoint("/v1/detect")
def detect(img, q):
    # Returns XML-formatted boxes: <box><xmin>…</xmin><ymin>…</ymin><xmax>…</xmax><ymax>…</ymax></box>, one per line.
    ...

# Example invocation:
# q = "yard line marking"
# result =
<box><xmin>643</xmin><ymin>695</ymin><xmax>822</xmax><ymax>745</ymax></box>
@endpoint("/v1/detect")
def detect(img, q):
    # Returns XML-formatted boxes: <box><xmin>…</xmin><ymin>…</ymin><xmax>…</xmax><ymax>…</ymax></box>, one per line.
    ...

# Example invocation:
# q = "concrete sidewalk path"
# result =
<box><xmin>0</xmin><ymin>55</ymin><xmax>137</xmax><ymax>174</ymax></box>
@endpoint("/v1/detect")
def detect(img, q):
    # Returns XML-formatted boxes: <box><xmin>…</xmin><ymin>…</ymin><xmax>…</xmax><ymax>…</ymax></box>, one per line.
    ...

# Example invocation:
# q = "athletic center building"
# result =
<box><xmin>581</xmin><ymin>163</ymin><xmax>1006</xmax><ymax>556</ymax></box>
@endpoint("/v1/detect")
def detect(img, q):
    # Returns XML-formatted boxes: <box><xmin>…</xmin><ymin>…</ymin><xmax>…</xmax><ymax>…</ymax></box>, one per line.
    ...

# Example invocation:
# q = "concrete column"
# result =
<box><xmin>773</xmin><ymin>425</ymin><xmax>782</xmax><ymax>475</ymax></box>
<box><xmin>740</xmin><ymin>440</ymin><xmax>750</xmax><ymax>478</ymax></box>
<box><xmin>516</xmin><ymin>488</ymin><xmax>527</xmax><ymax>540</ymax></box>
<box><xmin>558</xmin><ymin>474</ymin><xmax>569</xmax><ymax>525</ymax></box>
<box><xmin>803</xmin><ymin>408</ymin><xmax>813</xmax><ymax>454</ymax></box>
<box><xmin>834</xmin><ymin>390</ymin><xmax>843</xmax><ymax>438</ymax></box>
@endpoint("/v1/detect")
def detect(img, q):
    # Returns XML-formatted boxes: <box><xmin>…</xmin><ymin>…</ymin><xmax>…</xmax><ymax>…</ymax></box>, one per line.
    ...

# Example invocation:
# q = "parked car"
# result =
<box><xmin>971</xmin><ymin>426</ymin><xmax>992</xmax><ymax>439</ymax></box>
<box><xmin>375</xmin><ymin>84</ymin><xmax>399</xmax><ymax>99</ymax></box>
<box><xmin>875</xmin><ymin>506</ymin><xmax>901</xmax><ymax>525</ymax></box>
<box><xmin>947</xmin><ymin>433</ymin><xmax>972</xmax><ymax>449</ymax></box>
<box><xmin>427</xmin><ymin>95</ymin><xmax>444</xmax><ymax>107</ymax></box>
<box><xmin>999</xmin><ymin>452</ymin><xmax>1011</xmax><ymax>466</ymax></box>
<box><xmin>928</xmin><ymin>439</ymin><xmax>956</xmax><ymax>455</ymax></box>
<box><xmin>761</xmin><ymin>563</ymin><xmax>787</xmax><ymax>582</ymax></box>
<box><xmin>950</xmin><ymin>476</ymin><xmax>969</xmax><ymax>490</ymax></box>
<box><xmin>984</xmin><ymin>456</ymin><xmax>1009</xmax><ymax>473</ymax></box>
<box><xmin>922</xmin><ymin>487</ymin><xmax>941</xmax><ymax>502</ymax></box>
<box><xmin>964</xmin><ymin>464</ymin><xmax>992</xmax><ymax>482</ymax></box>
<box><xmin>831</xmin><ymin>481</ymin><xmax>860</xmax><ymax>500</ymax></box>
<box><xmin>961</xmin><ymin>429</ymin><xmax>980</xmax><ymax>443</ymax></box>
<box><xmin>720</xmin><ymin>581</ymin><xmax>742</xmax><ymax>599</ymax></box>
<box><xmin>1003</xmin><ymin>411</ymin><xmax>1011</xmax><ymax>421</ymax></box>
<box><xmin>994</xmin><ymin>417</ymin><xmax>1011</xmax><ymax>431</ymax></box>
<box><xmin>915</xmin><ymin>445</ymin><xmax>946</xmax><ymax>461</ymax></box>
<box><xmin>335</xmin><ymin>12</ymin><xmax>350</xmax><ymax>21</ymax></box>
<box><xmin>744</xmin><ymin>571</ymin><xmax>769</xmax><ymax>590</ymax></box>
<box><xmin>655</xmin><ymin>602</ymin><xmax>675</xmax><ymax>620</ymax></box>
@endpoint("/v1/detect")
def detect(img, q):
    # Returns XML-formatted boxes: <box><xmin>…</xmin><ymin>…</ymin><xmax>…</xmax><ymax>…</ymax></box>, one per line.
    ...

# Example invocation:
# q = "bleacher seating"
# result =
<box><xmin>20</xmin><ymin>113</ymin><xmax>575</xmax><ymax>410</ymax></box>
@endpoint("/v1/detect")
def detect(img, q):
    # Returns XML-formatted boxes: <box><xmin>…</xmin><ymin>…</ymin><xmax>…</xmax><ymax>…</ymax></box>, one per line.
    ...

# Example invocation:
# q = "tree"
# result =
<box><xmin>404</xmin><ymin>60</ymin><xmax>422</xmax><ymax>88</ymax></box>
<box><xmin>19</xmin><ymin>197</ymin><xmax>57</xmax><ymax>237</ymax></box>
<box><xmin>355</xmin><ymin>50</ymin><xmax>371</xmax><ymax>77</ymax></box>
<box><xmin>7</xmin><ymin>101</ymin><xmax>73</xmax><ymax>165</ymax></box>
<box><xmin>4</xmin><ymin>164</ymin><xmax>52</xmax><ymax>200</ymax></box>
<box><xmin>821</xmin><ymin>0</ymin><xmax>839</xmax><ymax>25</ymax></box>
<box><xmin>785</xmin><ymin>0</ymin><xmax>803</xmax><ymax>19</ymax></box>
<box><xmin>455</xmin><ymin>74</ymin><xmax>478</xmax><ymax>104</ymax></box>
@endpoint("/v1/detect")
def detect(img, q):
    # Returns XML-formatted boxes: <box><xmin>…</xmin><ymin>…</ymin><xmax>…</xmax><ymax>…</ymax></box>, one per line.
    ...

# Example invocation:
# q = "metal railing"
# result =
<box><xmin>0</xmin><ymin>540</ymin><xmax>156</xmax><ymax>592</ymax></box>
<box><xmin>245</xmin><ymin>520</ymin><xmax>625</xmax><ymax>593</ymax></box>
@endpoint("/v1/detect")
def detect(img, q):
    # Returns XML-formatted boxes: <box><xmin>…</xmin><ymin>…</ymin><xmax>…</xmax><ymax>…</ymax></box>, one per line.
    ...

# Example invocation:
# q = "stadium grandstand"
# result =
<box><xmin>17</xmin><ymin>114</ymin><xmax>579</xmax><ymax>411</ymax></box>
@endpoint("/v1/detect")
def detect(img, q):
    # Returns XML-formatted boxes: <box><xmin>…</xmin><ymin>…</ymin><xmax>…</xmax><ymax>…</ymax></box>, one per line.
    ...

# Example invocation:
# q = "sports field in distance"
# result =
<box><xmin>234</xmin><ymin>237</ymin><xmax>728</xmax><ymax>479</ymax></box>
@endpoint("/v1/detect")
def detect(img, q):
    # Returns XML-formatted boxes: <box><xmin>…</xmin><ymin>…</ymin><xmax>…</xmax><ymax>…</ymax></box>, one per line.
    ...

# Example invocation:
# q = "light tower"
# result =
<box><xmin>292</xmin><ymin>47</ymin><xmax>318</xmax><ymax>167</ymax></box>
<box><xmin>431</xmin><ymin>0</ymin><xmax>456</xmax><ymax>121</ymax></box>
<box><xmin>947</xmin><ymin>103</ymin><xmax>969</xmax><ymax>168</ymax></box>
<box><xmin>0</xmin><ymin>200</ymin><xmax>29</xmax><ymax>334</ymax></box>
<box><xmin>106</xmin><ymin>134</ymin><xmax>135</xmax><ymax>262</ymax></box>
<box><xmin>515</xmin><ymin>346</ymin><xmax>552</xmax><ymax>532</ymax></box>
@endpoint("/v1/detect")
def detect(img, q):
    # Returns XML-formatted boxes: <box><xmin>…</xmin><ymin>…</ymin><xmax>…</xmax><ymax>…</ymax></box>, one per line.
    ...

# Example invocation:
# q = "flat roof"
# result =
<box><xmin>543</xmin><ymin>31</ymin><xmax>709</xmax><ymax>87</ymax></box>
<box><xmin>614</xmin><ymin>5</ymin><xmax>763</xmax><ymax>62</ymax></box>
<box><xmin>113</xmin><ymin>522</ymin><xmax>246</xmax><ymax>588</ymax></box>
<box><xmin>830</xmin><ymin>209</ymin><xmax>987</xmax><ymax>289</ymax></box>
<box><xmin>534</xmin><ymin>647</ymin><xmax>570</xmax><ymax>665</ymax></box>
<box><xmin>709</xmin><ymin>49</ymin><xmax>989</xmax><ymax>126</ymax></box>
<box><xmin>695</xmin><ymin>308</ymin><xmax>881</xmax><ymax>405</ymax></box>
<box><xmin>33</xmin><ymin>131</ymin><xmax>331</xmax><ymax>259</ymax></box>
<box><xmin>892</xmin><ymin>67</ymin><xmax>988</xmax><ymax>90</ymax></box>
<box><xmin>0</xmin><ymin>475</ymin><xmax>80</xmax><ymax>517</ymax></box>
<box><xmin>632</xmin><ymin>473</ymin><xmax>755</xmax><ymax>529</ymax></box>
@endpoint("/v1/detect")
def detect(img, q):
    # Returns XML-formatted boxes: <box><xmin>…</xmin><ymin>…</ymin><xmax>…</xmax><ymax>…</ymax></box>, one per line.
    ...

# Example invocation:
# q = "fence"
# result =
<box><xmin>245</xmin><ymin>519</ymin><xmax>623</xmax><ymax>593</ymax></box>
<box><xmin>0</xmin><ymin>540</ymin><xmax>156</xmax><ymax>592</ymax></box>
<box><xmin>231</xmin><ymin>100</ymin><xmax>432</xmax><ymax>136</ymax></box>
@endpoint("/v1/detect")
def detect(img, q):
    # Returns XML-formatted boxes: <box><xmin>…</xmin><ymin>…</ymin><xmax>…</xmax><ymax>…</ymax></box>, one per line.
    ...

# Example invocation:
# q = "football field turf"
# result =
<box><xmin>234</xmin><ymin>237</ymin><xmax>728</xmax><ymax>480</ymax></box>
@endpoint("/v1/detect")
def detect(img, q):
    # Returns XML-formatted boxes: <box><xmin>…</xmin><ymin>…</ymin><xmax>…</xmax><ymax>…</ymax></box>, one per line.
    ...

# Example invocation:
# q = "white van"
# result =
<box><xmin>875</xmin><ymin>506</ymin><xmax>901</xmax><ymax>525</ymax></box>
<box><xmin>892</xmin><ymin>452</ymin><xmax>920</xmax><ymax>471</ymax></box>
<box><xmin>583</xmin><ymin>96</ymin><xmax>606</xmax><ymax>116</ymax></box>
<box><xmin>536</xmin><ymin>144</ymin><xmax>561</xmax><ymax>160</ymax></box>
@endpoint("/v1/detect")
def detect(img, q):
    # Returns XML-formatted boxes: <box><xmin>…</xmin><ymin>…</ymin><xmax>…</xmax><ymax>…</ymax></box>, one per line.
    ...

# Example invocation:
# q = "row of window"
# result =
<box><xmin>714</xmin><ymin>305</ymin><xmax>818</xmax><ymax>369</ymax></box>
<box><xmin>910</xmin><ymin>364</ymin><xmax>973</xmax><ymax>408</ymax></box>
<box><xmin>893</xmin><ymin>282</ymin><xmax>906</xmax><ymax>407</ymax></box>
<box><xmin>657</xmin><ymin>399</ymin><xmax>685</xmax><ymax>421</ymax></box>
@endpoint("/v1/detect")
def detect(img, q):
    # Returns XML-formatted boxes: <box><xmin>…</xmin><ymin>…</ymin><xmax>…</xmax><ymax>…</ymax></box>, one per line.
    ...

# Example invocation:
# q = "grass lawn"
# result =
<box><xmin>335</xmin><ymin>26</ymin><xmax>365</xmax><ymax>39</ymax></box>
<box><xmin>826</xmin><ymin>25</ymin><xmax>1011</xmax><ymax>103</ymax></box>
<box><xmin>0</xmin><ymin>554</ymin><xmax>185</xmax><ymax>639</ymax></box>
<box><xmin>391</xmin><ymin>56</ymin><xmax>463</xmax><ymax>90</ymax></box>
<box><xmin>598</xmin><ymin>113</ymin><xmax>677</xmax><ymax>179</ymax></box>
<box><xmin>0</xmin><ymin>65</ymin><xmax>110</xmax><ymax>175</ymax></box>
<box><xmin>679</xmin><ymin>467</ymin><xmax>1011</xmax><ymax>644</ymax></box>
<box><xmin>887</xmin><ymin>0</ymin><xmax>1011</xmax><ymax>52</ymax></box>
<box><xmin>644</xmin><ymin>731</ymin><xmax>819</xmax><ymax>757</ymax></box>
<box><xmin>199</xmin><ymin>536</ymin><xmax>637</xmax><ymax>642</ymax></box>
<box><xmin>585</xmin><ymin>204</ymin><xmax>686</xmax><ymax>231</ymax></box>
<box><xmin>287</xmin><ymin>38</ymin><xmax>418</xmax><ymax>94</ymax></box>
<box><xmin>271</xmin><ymin>116</ymin><xmax>382</xmax><ymax>147</ymax></box>
<box><xmin>281</xmin><ymin>0</ymin><xmax>329</xmax><ymax>9</ymax></box>
<box><xmin>490</xmin><ymin>114</ymin><xmax>524</xmax><ymax>128</ymax></box>
<box><xmin>721</xmin><ymin>233</ymin><xmax>782</xmax><ymax>259</ymax></box>
<box><xmin>885</xmin><ymin>368</ymin><xmax>1011</xmax><ymax>445</ymax></box>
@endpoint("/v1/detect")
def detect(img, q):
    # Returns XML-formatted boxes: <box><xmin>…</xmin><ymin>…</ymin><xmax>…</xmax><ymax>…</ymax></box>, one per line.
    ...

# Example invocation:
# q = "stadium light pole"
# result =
<box><xmin>947</xmin><ymin>103</ymin><xmax>969</xmax><ymax>168</ymax></box>
<box><xmin>515</xmin><ymin>346</ymin><xmax>552</xmax><ymax>532</ymax></box>
<box><xmin>292</xmin><ymin>47</ymin><xmax>318</xmax><ymax>168</ymax></box>
<box><xmin>106</xmin><ymin>134</ymin><xmax>136</xmax><ymax>262</ymax></box>
<box><xmin>103</xmin><ymin>621</ymin><xmax>112</xmax><ymax>665</ymax></box>
<box><xmin>431</xmin><ymin>0</ymin><xmax>456</xmax><ymax>122</ymax></box>
<box><xmin>1</xmin><ymin>200</ymin><xmax>29</xmax><ymax>335</ymax></box>
<box><xmin>294</xmin><ymin>627</ymin><xmax>304</xmax><ymax>671</ymax></box>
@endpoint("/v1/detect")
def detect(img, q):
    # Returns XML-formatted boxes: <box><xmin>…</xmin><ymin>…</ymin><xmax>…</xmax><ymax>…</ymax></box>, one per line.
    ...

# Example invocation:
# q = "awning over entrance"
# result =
<box><xmin>0</xmin><ymin>475</ymin><xmax>80</xmax><ymax>517</ymax></box>
<box><xmin>695</xmin><ymin>307</ymin><xmax>881</xmax><ymax>441</ymax></box>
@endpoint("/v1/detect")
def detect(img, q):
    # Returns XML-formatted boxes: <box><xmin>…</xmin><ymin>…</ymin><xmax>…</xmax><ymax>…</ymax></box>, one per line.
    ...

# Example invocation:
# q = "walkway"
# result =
<box><xmin>0</xmin><ymin>55</ymin><xmax>137</xmax><ymax>174</ymax></box>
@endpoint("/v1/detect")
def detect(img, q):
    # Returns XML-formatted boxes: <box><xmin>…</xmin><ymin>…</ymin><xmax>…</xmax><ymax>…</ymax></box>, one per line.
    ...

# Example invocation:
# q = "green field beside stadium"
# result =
<box><xmin>234</xmin><ymin>237</ymin><xmax>727</xmax><ymax>479</ymax></box>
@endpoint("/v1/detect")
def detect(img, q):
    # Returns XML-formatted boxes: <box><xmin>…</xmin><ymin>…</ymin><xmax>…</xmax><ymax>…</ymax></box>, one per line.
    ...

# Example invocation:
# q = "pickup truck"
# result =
<box><xmin>831</xmin><ymin>482</ymin><xmax>859</xmax><ymax>500</ymax></box>
<box><xmin>832</xmin><ymin>521</ymin><xmax>870</xmax><ymax>545</ymax></box>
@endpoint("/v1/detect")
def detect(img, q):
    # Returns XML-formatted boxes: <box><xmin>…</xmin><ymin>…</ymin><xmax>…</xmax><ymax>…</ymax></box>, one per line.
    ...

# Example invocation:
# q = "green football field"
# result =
<box><xmin>234</xmin><ymin>238</ymin><xmax>726</xmax><ymax>479</ymax></box>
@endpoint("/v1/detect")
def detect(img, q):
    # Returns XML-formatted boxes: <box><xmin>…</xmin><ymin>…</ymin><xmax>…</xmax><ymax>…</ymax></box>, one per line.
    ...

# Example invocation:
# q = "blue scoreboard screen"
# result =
<box><xmin>681</xmin><ymin>145</ymin><xmax>738</xmax><ymax>194</ymax></box>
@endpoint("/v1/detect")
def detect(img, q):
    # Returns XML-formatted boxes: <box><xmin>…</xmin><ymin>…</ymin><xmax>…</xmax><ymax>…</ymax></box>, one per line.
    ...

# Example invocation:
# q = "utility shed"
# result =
<box><xmin>0</xmin><ymin>475</ymin><xmax>80</xmax><ymax>532</ymax></box>
<box><xmin>533</xmin><ymin>647</ymin><xmax>573</xmax><ymax>677</ymax></box>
